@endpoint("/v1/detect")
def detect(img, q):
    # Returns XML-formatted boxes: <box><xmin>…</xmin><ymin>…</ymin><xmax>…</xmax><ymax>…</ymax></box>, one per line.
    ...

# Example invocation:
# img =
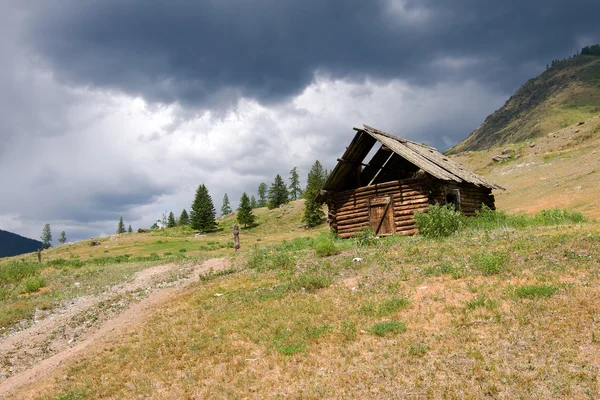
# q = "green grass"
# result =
<box><xmin>512</xmin><ymin>284</ymin><xmax>559</xmax><ymax>299</ymax></box>
<box><xmin>361</xmin><ymin>297</ymin><xmax>411</xmax><ymax>317</ymax></box>
<box><xmin>367</xmin><ymin>321</ymin><xmax>407</xmax><ymax>336</ymax></box>
<box><xmin>471</xmin><ymin>251</ymin><xmax>508</xmax><ymax>276</ymax></box>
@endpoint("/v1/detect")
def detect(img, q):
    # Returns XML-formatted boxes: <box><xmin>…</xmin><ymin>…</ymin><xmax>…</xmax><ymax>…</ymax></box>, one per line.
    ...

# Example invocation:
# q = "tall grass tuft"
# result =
<box><xmin>471</xmin><ymin>251</ymin><xmax>508</xmax><ymax>276</ymax></box>
<box><xmin>512</xmin><ymin>284</ymin><xmax>559</xmax><ymax>299</ymax></box>
<box><xmin>314</xmin><ymin>235</ymin><xmax>339</xmax><ymax>257</ymax></box>
<box><xmin>414</xmin><ymin>204</ymin><xmax>462</xmax><ymax>239</ymax></box>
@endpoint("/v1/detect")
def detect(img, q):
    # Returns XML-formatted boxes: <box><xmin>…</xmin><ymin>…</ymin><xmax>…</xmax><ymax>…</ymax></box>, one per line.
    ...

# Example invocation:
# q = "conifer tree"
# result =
<box><xmin>250</xmin><ymin>195</ymin><xmax>258</xmax><ymax>209</ymax></box>
<box><xmin>221</xmin><ymin>193</ymin><xmax>232</xmax><ymax>216</ymax></box>
<box><xmin>40</xmin><ymin>223</ymin><xmax>52</xmax><ymax>249</ymax></box>
<box><xmin>267</xmin><ymin>174</ymin><xmax>289</xmax><ymax>209</ymax></box>
<box><xmin>58</xmin><ymin>231</ymin><xmax>67</xmax><ymax>245</ymax></box>
<box><xmin>167</xmin><ymin>211</ymin><xmax>177</xmax><ymax>228</ymax></box>
<box><xmin>128</xmin><ymin>225</ymin><xmax>133</xmax><ymax>233</ymax></box>
<box><xmin>237</xmin><ymin>192</ymin><xmax>256</xmax><ymax>228</ymax></box>
<box><xmin>257</xmin><ymin>182</ymin><xmax>268</xmax><ymax>207</ymax></box>
<box><xmin>117</xmin><ymin>216</ymin><xmax>126</xmax><ymax>234</ymax></box>
<box><xmin>179</xmin><ymin>209</ymin><xmax>189</xmax><ymax>226</ymax></box>
<box><xmin>289</xmin><ymin>166</ymin><xmax>302</xmax><ymax>200</ymax></box>
<box><xmin>190</xmin><ymin>184</ymin><xmax>217</xmax><ymax>232</ymax></box>
<box><xmin>302</xmin><ymin>160</ymin><xmax>327</xmax><ymax>227</ymax></box>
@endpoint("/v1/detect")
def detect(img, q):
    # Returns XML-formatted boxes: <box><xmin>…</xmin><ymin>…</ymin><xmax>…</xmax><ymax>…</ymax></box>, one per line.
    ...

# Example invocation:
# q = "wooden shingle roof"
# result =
<box><xmin>321</xmin><ymin>125</ymin><xmax>503</xmax><ymax>196</ymax></box>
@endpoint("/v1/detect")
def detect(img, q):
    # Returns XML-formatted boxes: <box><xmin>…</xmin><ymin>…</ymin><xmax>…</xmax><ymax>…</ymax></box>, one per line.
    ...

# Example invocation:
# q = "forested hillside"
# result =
<box><xmin>0</xmin><ymin>229</ymin><xmax>42</xmax><ymax>258</ymax></box>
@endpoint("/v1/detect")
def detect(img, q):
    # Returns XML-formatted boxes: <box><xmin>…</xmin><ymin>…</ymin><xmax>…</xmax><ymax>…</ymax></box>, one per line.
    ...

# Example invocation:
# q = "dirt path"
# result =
<box><xmin>0</xmin><ymin>258</ymin><xmax>230</xmax><ymax>398</ymax></box>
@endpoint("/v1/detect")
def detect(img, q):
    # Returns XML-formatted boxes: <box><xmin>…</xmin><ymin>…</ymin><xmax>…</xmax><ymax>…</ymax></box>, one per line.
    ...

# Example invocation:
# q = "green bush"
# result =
<box><xmin>414</xmin><ymin>204</ymin><xmax>462</xmax><ymax>239</ymax></box>
<box><xmin>0</xmin><ymin>261</ymin><xmax>42</xmax><ymax>285</ymax></box>
<box><xmin>368</xmin><ymin>321</ymin><xmax>407</xmax><ymax>336</ymax></box>
<box><xmin>314</xmin><ymin>236</ymin><xmax>339</xmax><ymax>257</ymax></box>
<box><xmin>292</xmin><ymin>272</ymin><xmax>332</xmax><ymax>292</ymax></box>
<box><xmin>21</xmin><ymin>276</ymin><xmax>46</xmax><ymax>294</ymax></box>
<box><xmin>246</xmin><ymin>248</ymin><xmax>296</xmax><ymax>271</ymax></box>
<box><xmin>512</xmin><ymin>284</ymin><xmax>559</xmax><ymax>299</ymax></box>
<box><xmin>354</xmin><ymin>228</ymin><xmax>379</xmax><ymax>247</ymax></box>
<box><xmin>535</xmin><ymin>209</ymin><xmax>585</xmax><ymax>225</ymax></box>
<box><xmin>466</xmin><ymin>205</ymin><xmax>528</xmax><ymax>230</ymax></box>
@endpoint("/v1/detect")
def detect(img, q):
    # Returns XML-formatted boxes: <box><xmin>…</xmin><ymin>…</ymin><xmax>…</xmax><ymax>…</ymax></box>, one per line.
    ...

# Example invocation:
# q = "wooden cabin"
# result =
<box><xmin>316</xmin><ymin>125</ymin><xmax>504</xmax><ymax>239</ymax></box>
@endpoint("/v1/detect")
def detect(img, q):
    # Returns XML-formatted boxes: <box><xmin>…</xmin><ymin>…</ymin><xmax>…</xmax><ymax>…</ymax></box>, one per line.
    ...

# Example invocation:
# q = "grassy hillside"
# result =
<box><xmin>449</xmin><ymin>53</ymin><xmax>600</xmax><ymax>153</ymax></box>
<box><xmin>452</xmin><ymin>114</ymin><xmax>600</xmax><ymax>219</ymax></box>
<box><xmin>0</xmin><ymin>201</ymin><xmax>326</xmax><ymax>331</ymax></box>
<box><xmin>0</xmin><ymin>230</ymin><xmax>42</xmax><ymax>258</ymax></box>
<box><xmin>16</xmin><ymin>212</ymin><xmax>600</xmax><ymax>399</ymax></box>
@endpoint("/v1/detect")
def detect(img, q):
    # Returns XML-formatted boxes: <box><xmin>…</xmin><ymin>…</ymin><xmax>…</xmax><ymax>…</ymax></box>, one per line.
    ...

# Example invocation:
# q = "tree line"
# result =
<box><xmin>38</xmin><ymin>160</ymin><xmax>330</xmax><ymax>249</ymax></box>
<box><xmin>142</xmin><ymin>160</ymin><xmax>329</xmax><ymax>233</ymax></box>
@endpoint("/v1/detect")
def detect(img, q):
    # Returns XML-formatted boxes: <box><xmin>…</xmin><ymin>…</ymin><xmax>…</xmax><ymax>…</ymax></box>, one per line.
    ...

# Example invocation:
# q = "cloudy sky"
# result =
<box><xmin>1</xmin><ymin>0</ymin><xmax>599</xmax><ymax>243</ymax></box>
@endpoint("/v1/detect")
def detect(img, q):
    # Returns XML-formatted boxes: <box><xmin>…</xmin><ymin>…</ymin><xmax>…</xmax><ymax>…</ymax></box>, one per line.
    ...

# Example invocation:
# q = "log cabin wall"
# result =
<box><xmin>328</xmin><ymin>175</ymin><xmax>497</xmax><ymax>239</ymax></box>
<box><xmin>329</xmin><ymin>176</ymin><xmax>433</xmax><ymax>239</ymax></box>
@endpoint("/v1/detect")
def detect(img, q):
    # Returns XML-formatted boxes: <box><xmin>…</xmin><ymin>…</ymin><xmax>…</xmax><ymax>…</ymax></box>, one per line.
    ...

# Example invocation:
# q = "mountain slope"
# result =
<box><xmin>0</xmin><ymin>229</ymin><xmax>42</xmax><ymax>258</ymax></box>
<box><xmin>449</xmin><ymin>53</ymin><xmax>600</xmax><ymax>153</ymax></box>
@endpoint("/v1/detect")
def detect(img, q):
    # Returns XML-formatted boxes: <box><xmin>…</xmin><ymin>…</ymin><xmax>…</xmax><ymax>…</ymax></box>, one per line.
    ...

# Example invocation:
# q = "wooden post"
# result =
<box><xmin>37</xmin><ymin>248</ymin><xmax>42</xmax><ymax>263</ymax></box>
<box><xmin>233</xmin><ymin>224</ymin><xmax>240</xmax><ymax>252</ymax></box>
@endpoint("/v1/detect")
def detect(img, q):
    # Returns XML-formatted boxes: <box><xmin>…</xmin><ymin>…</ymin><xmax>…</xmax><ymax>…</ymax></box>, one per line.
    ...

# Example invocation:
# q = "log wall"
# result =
<box><xmin>327</xmin><ymin>175</ymin><xmax>497</xmax><ymax>239</ymax></box>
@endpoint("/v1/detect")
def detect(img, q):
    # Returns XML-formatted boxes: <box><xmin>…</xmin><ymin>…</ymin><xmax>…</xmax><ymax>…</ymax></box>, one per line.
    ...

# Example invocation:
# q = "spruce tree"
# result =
<box><xmin>237</xmin><ymin>192</ymin><xmax>256</xmax><ymax>228</ymax></box>
<box><xmin>167</xmin><ymin>211</ymin><xmax>177</xmax><ymax>228</ymax></box>
<box><xmin>221</xmin><ymin>193</ymin><xmax>232</xmax><ymax>216</ymax></box>
<box><xmin>58</xmin><ymin>231</ymin><xmax>67</xmax><ymax>245</ymax></box>
<box><xmin>257</xmin><ymin>182</ymin><xmax>268</xmax><ymax>208</ymax></box>
<box><xmin>289</xmin><ymin>166</ymin><xmax>302</xmax><ymax>200</ymax></box>
<box><xmin>302</xmin><ymin>160</ymin><xmax>327</xmax><ymax>227</ymax></box>
<box><xmin>117</xmin><ymin>216</ymin><xmax>126</xmax><ymax>234</ymax></box>
<box><xmin>190</xmin><ymin>184</ymin><xmax>217</xmax><ymax>232</ymax></box>
<box><xmin>40</xmin><ymin>223</ymin><xmax>52</xmax><ymax>249</ymax></box>
<box><xmin>179</xmin><ymin>209</ymin><xmax>189</xmax><ymax>226</ymax></box>
<box><xmin>128</xmin><ymin>225</ymin><xmax>133</xmax><ymax>233</ymax></box>
<box><xmin>250</xmin><ymin>195</ymin><xmax>258</xmax><ymax>209</ymax></box>
<box><xmin>267</xmin><ymin>174</ymin><xmax>289</xmax><ymax>209</ymax></box>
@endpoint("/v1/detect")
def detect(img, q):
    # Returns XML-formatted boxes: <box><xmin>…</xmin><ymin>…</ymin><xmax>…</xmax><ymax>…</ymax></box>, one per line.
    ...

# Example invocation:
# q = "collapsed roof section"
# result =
<box><xmin>318</xmin><ymin>125</ymin><xmax>503</xmax><ymax>201</ymax></box>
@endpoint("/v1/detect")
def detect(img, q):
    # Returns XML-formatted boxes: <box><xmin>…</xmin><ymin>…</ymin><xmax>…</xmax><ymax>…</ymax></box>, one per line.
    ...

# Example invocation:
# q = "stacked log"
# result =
<box><xmin>458</xmin><ymin>184</ymin><xmax>495</xmax><ymax>216</ymax></box>
<box><xmin>333</xmin><ymin>177</ymin><xmax>431</xmax><ymax>238</ymax></box>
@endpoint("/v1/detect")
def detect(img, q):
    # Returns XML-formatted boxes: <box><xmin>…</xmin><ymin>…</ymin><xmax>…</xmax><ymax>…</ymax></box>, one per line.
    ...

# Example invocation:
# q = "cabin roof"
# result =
<box><xmin>320</xmin><ymin>125</ymin><xmax>504</xmax><ymax>197</ymax></box>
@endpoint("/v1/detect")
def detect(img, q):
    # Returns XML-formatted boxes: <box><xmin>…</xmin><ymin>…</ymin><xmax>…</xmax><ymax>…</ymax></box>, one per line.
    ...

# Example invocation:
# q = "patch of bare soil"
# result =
<box><xmin>0</xmin><ymin>258</ymin><xmax>230</xmax><ymax>398</ymax></box>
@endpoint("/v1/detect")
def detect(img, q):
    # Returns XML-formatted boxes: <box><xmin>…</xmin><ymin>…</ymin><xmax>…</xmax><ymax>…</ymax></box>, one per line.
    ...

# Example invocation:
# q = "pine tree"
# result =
<box><xmin>257</xmin><ymin>182</ymin><xmax>268</xmax><ymax>208</ymax></box>
<box><xmin>128</xmin><ymin>225</ymin><xmax>133</xmax><ymax>233</ymax></box>
<box><xmin>237</xmin><ymin>192</ymin><xmax>256</xmax><ymax>228</ymax></box>
<box><xmin>267</xmin><ymin>174</ymin><xmax>289</xmax><ymax>209</ymax></box>
<box><xmin>190</xmin><ymin>184</ymin><xmax>217</xmax><ymax>232</ymax></box>
<box><xmin>221</xmin><ymin>193</ymin><xmax>232</xmax><ymax>216</ymax></box>
<box><xmin>167</xmin><ymin>211</ymin><xmax>177</xmax><ymax>228</ymax></box>
<box><xmin>250</xmin><ymin>195</ymin><xmax>258</xmax><ymax>209</ymax></box>
<box><xmin>58</xmin><ymin>231</ymin><xmax>67</xmax><ymax>245</ymax></box>
<box><xmin>117</xmin><ymin>216</ymin><xmax>126</xmax><ymax>234</ymax></box>
<box><xmin>302</xmin><ymin>160</ymin><xmax>327</xmax><ymax>227</ymax></box>
<box><xmin>179</xmin><ymin>209</ymin><xmax>189</xmax><ymax>226</ymax></box>
<box><xmin>40</xmin><ymin>223</ymin><xmax>52</xmax><ymax>249</ymax></box>
<box><xmin>289</xmin><ymin>166</ymin><xmax>302</xmax><ymax>200</ymax></box>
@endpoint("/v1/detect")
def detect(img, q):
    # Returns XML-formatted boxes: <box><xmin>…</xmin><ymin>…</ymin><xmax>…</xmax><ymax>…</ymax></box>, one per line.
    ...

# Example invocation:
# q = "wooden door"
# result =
<box><xmin>368</xmin><ymin>196</ymin><xmax>395</xmax><ymax>236</ymax></box>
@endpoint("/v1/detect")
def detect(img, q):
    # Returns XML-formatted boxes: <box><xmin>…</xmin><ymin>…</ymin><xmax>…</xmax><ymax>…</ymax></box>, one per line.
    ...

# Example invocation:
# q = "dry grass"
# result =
<box><xmin>17</xmin><ymin>222</ymin><xmax>600</xmax><ymax>399</ymax></box>
<box><xmin>453</xmin><ymin>114</ymin><xmax>600</xmax><ymax>219</ymax></box>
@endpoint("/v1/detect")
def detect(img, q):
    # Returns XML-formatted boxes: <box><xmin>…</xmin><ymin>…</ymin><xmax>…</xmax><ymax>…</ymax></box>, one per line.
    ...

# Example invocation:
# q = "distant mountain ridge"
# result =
<box><xmin>0</xmin><ymin>229</ymin><xmax>43</xmax><ymax>258</ymax></box>
<box><xmin>449</xmin><ymin>48</ymin><xmax>600</xmax><ymax>153</ymax></box>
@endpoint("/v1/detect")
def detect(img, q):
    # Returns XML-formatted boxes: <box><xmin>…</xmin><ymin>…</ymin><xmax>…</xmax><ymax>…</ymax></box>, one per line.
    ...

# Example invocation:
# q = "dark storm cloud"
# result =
<box><xmin>26</xmin><ymin>0</ymin><xmax>600</xmax><ymax>107</ymax></box>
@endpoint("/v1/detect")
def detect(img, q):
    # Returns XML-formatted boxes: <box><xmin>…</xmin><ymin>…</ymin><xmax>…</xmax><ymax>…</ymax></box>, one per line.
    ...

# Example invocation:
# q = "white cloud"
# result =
<box><xmin>0</xmin><ymin>55</ymin><xmax>506</xmax><ymax>243</ymax></box>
